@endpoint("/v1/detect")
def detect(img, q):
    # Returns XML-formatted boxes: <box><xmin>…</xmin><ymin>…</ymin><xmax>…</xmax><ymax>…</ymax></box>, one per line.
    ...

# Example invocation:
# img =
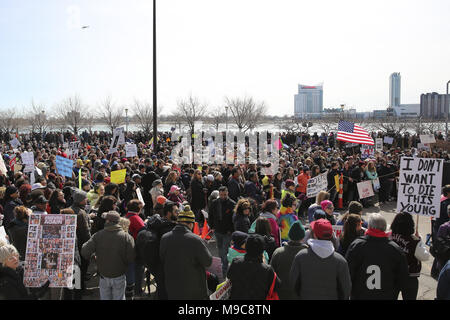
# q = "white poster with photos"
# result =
<box><xmin>23</xmin><ymin>214</ymin><xmax>77</xmax><ymax>288</ymax></box>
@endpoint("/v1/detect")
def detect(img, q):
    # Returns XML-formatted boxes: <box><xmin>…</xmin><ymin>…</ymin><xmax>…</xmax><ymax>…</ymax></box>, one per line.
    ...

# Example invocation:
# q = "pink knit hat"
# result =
<box><xmin>321</xmin><ymin>200</ymin><xmax>334</xmax><ymax>211</ymax></box>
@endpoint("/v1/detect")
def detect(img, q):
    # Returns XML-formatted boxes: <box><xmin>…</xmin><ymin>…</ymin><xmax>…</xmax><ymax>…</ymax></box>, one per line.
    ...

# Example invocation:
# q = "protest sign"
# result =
<box><xmin>136</xmin><ymin>188</ymin><xmax>145</xmax><ymax>205</ymax></box>
<box><xmin>125</xmin><ymin>144</ymin><xmax>138</xmax><ymax>158</ymax></box>
<box><xmin>306</xmin><ymin>171</ymin><xmax>328</xmax><ymax>198</ymax></box>
<box><xmin>23</xmin><ymin>214</ymin><xmax>77</xmax><ymax>288</ymax></box>
<box><xmin>397</xmin><ymin>157</ymin><xmax>443</xmax><ymax>217</ymax></box>
<box><xmin>110</xmin><ymin>169</ymin><xmax>126</xmax><ymax>184</ymax></box>
<box><xmin>55</xmin><ymin>155</ymin><xmax>74</xmax><ymax>178</ymax></box>
<box><xmin>417</xmin><ymin>143</ymin><xmax>430</xmax><ymax>151</ymax></box>
<box><xmin>375</xmin><ymin>138</ymin><xmax>383</xmax><ymax>152</ymax></box>
<box><xmin>420</xmin><ymin>134</ymin><xmax>436</xmax><ymax>144</ymax></box>
<box><xmin>0</xmin><ymin>226</ymin><xmax>9</xmax><ymax>244</ymax></box>
<box><xmin>383</xmin><ymin>136</ymin><xmax>394</xmax><ymax>145</ymax></box>
<box><xmin>14</xmin><ymin>164</ymin><xmax>22</xmax><ymax>174</ymax></box>
<box><xmin>24</xmin><ymin>164</ymin><xmax>34</xmax><ymax>173</ymax></box>
<box><xmin>209</xmin><ymin>278</ymin><xmax>232</xmax><ymax>300</ymax></box>
<box><xmin>21</xmin><ymin>151</ymin><xmax>34</xmax><ymax>166</ymax></box>
<box><xmin>9</xmin><ymin>138</ymin><xmax>20</xmax><ymax>148</ymax></box>
<box><xmin>69</xmin><ymin>141</ymin><xmax>81</xmax><ymax>151</ymax></box>
<box><xmin>0</xmin><ymin>154</ymin><xmax>7</xmax><ymax>175</ymax></box>
<box><xmin>109</xmin><ymin>127</ymin><xmax>125</xmax><ymax>154</ymax></box>
<box><xmin>372</xmin><ymin>177</ymin><xmax>380</xmax><ymax>191</ymax></box>
<box><xmin>361</xmin><ymin>144</ymin><xmax>375</xmax><ymax>159</ymax></box>
<box><xmin>332</xmin><ymin>225</ymin><xmax>343</xmax><ymax>238</ymax></box>
<box><xmin>357</xmin><ymin>180</ymin><xmax>374</xmax><ymax>199</ymax></box>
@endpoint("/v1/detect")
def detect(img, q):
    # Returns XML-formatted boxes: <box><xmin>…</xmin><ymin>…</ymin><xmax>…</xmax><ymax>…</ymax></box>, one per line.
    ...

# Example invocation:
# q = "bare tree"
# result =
<box><xmin>99</xmin><ymin>96</ymin><xmax>123</xmax><ymax>135</ymax></box>
<box><xmin>372</xmin><ymin>117</ymin><xmax>408</xmax><ymax>135</ymax></box>
<box><xmin>132</xmin><ymin>99</ymin><xmax>163</xmax><ymax>137</ymax></box>
<box><xmin>28</xmin><ymin>100</ymin><xmax>49</xmax><ymax>136</ymax></box>
<box><xmin>56</xmin><ymin>95</ymin><xmax>86</xmax><ymax>135</ymax></box>
<box><xmin>175</xmin><ymin>95</ymin><xmax>207</xmax><ymax>133</ymax></box>
<box><xmin>209</xmin><ymin>106</ymin><xmax>225</xmax><ymax>131</ymax></box>
<box><xmin>224</xmin><ymin>96</ymin><xmax>267</xmax><ymax>132</ymax></box>
<box><xmin>317</xmin><ymin>119</ymin><xmax>338</xmax><ymax>135</ymax></box>
<box><xmin>0</xmin><ymin>108</ymin><xmax>19</xmax><ymax>136</ymax></box>
<box><xmin>84</xmin><ymin>112</ymin><xmax>96</xmax><ymax>135</ymax></box>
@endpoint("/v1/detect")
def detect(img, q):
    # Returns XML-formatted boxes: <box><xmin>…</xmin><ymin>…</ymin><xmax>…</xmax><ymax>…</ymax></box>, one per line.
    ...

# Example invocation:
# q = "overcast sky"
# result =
<box><xmin>0</xmin><ymin>0</ymin><xmax>449</xmax><ymax>116</ymax></box>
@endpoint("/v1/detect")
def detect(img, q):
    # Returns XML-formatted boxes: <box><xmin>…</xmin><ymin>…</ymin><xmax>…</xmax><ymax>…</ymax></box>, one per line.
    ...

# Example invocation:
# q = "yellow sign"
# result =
<box><xmin>111</xmin><ymin>169</ymin><xmax>126</xmax><ymax>184</ymax></box>
<box><xmin>334</xmin><ymin>175</ymin><xmax>340</xmax><ymax>192</ymax></box>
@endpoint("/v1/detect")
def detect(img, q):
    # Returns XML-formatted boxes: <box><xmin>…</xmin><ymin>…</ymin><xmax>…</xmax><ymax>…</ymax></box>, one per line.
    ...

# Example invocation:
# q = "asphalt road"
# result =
<box><xmin>82</xmin><ymin>200</ymin><xmax>438</xmax><ymax>300</ymax></box>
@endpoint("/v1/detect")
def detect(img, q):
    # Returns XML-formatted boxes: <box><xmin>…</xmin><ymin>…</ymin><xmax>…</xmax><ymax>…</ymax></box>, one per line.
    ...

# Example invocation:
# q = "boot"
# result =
<box><xmin>125</xmin><ymin>284</ymin><xmax>135</xmax><ymax>300</ymax></box>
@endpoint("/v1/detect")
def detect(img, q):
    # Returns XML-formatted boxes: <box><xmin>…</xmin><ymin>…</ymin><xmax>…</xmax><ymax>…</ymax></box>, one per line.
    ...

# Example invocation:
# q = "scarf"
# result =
<box><xmin>365</xmin><ymin>228</ymin><xmax>388</xmax><ymax>238</ymax></box>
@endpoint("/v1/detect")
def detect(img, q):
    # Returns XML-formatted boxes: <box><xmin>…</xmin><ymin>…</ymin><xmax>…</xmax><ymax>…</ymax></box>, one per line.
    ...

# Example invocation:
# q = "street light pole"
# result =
<box><xmin>152</xmin><ymin>0</ymin><xmax>158</xmax><ymax>152</ymax></box>
<box><xmin>125</xmin><ymin>108</ymin><xmax>129</xmax><ymax>135</ymax></box>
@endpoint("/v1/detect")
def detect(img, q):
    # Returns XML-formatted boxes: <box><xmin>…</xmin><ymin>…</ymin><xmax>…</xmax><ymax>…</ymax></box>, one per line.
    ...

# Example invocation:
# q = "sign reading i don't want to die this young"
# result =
<box><xmin>397</xmin><ymin>157</ymin><xmax>443</xmax><ymax>217</ymax></box>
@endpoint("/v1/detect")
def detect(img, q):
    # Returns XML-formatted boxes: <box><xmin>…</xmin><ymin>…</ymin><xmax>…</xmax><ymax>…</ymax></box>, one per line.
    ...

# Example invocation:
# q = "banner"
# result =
<box><xmin>21</xmin><ymin>151</ymin><xmax>34</xmax><ymax>166</ymax></box>
<box><xmin>23</xmin><ymin>214</ymin><xmax>77</xmax><ymax>288</ymax></box>
<box><xmin>125</xmin><ymin>144</ymin><xmax>138</xmax><ymax>158</ymax></box>
<box><xmin>357</xmin><ymin>180</ymin><xmax>374</xmax><ymax>199</ymax></box>
<box><xmin>110</xmin><ymin>169</ymin><xmax>126</xmax><ymax>184</ymax></box>
<box><xmin>55</xmin><ymin>156</ymin><xmax>74</xmax><ymax>178</ymax></box>
<box><xmin>417</xmin><ymin>143</ymin><xmax>430</xmax><ymax>151</ymax></box>
<box><xmin>306</xmin><ymin>171</ymin><xmax>328</xmax><ymax>198</ymax></box>
<box><xmin>383</xmin><ymin>136</ymin><xmax>394</xmax><ymax>145</ymax></box>
<box><xmin>420</xmin><ymin>134</ymin><xmax>436</xmax><ymax>144</ymax></box>
<box><xmin>396</xmin><ymin>157</ymin><xmax>443</xmax><ymax>217</ymax></box>
<box><xmin>375</xmin><ymin>138</ymin><xmax>383</xmax><ymax>152</ymax></box>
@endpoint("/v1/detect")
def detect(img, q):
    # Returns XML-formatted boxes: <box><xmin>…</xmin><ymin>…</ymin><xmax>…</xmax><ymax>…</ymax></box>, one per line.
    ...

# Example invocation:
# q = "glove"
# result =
<box><xmin>30</xmin><ymin>280</ymin><xmax>51</xmax><ymax>299</ymax></box>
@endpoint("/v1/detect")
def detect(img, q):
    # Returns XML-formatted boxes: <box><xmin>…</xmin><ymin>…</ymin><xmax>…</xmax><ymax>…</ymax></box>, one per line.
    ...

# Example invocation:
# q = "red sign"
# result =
<box><xmin>301</xmin><ymin>86</ymin><xmax>317</xmax><ymax>89</ymax></box>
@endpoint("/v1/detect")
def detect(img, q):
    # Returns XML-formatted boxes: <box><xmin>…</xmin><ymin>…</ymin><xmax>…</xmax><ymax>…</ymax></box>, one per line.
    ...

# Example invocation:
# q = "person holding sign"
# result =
<box><xmin>390</xmin><ymin>212</ymin><xmax>430</xmax><ymax>300</ymax></box>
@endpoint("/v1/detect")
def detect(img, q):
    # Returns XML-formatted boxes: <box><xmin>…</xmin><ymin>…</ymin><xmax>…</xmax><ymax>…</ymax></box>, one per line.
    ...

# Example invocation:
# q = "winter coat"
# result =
<box><xmin>125</xmin><ymin>211</ymin><xmax>145</xmax><ymax>240</ymax></box>
<box><xmin>227</xmin><ymin>177</ymin><xmax>242</xmax><ymax>202</ymax></box>
<box><xmin>208</xmin><ymin>197</ymin><xmax>236</xmax><ymax>235</ymax></box>
<box><xmin>86</xmin><ymin>190</ymin><xmax>100</xmax><ymax>208</ymax></box>
<box><xmin>7</xmin><ymin>219</ymin><xmax>28</xmax><ymax>260</ymax></box>
<box><xmin>227</xmin><ymin>255</ymin><xmax>281</xmax><ymax>300</ymax></box>
<box><xmin>227</xmin><ymin>246</ymin><xmax>269</xmax><ymax>266</ymax></box>
<box><xmin>289</xmin><ymin>239</ymin><xmax>351</xmax><ymax>300</ymax></box>
<box><xmin>249</xmin><ymin>211</ymin><xmax>281</xmax><ymax>247</ymax></box>
<box><xmin>0</xmin><ymin>266</ymin><xmax>32</xmax><ymax>300</ymax></box>
<box><xmin>345</xmin><ymin>235</ymin><xmax>410</xmax><ymax>300</ymax></box>
<box><xmin>270</xmin><ymin>241</ymin><xmax>308</xmax><ymax>300</ymax></box>
<box><xmin>307</xmin><ymin>203</ymin><xmax>321</xmax><ymax>224</ymax></box>
<box><xmin>70</xmin><ymin>204</ymin><xmax>91</xmax><ymax>252</ymax></box>
<box><xmin>436</xmin><ymin>260</ymin><xmax>450</xmax><ymax>300</ymax></box>
<box><xmin>390</xmin><ymin>233</ymin><xmax>430</xmax><ymax>277</ymax></box>
<box><xmin>232</xmin><ymin>212</ymin><xmax>251</xmax><ymax>233</ymax></box>
<box><xmin>3</xmin><ymin>199</ymin><xmax>23</xmax><ymax>230</ymax></box>
<box><xmin>160</xmin><ymin>224</ymin><xmax>213</xmax><ymax>300</ymax></box>
<box><xmin>190</xmin><ymin>179</ymin><xmax>206</xmax><ymax>211</ymax></box>
<box><xmin>277</xmin><ymin>206</ymin><xmax>299</xmax><ymax>242</ymax></box>
<box><xmin>150</xmin><ymin>186</ymin><xmax>164</xmax><ymax>209</ymax></box>
<box><xmin>81</xmin><ymin>222</ymin><xmax>135</xmax><ymax>278</ymax></box>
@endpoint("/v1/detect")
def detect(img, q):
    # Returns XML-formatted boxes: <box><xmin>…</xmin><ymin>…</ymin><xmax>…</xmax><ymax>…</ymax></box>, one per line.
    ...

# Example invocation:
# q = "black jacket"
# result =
<box><xmin>345</xmin><ymin>235</ymin><xmax>409</xmax><ymax>300</ymax></box>
<box><xmin>233</xmin><ymin>213</ymin><xmax>251</xmax><ymax>233</ymax></box>
<box><xmin>0</xmin><ymin>266</ymin><xmax>31</xmax><ymax>300</ymax></box>
<box><xmin>190</xmin><ymin>179</ymin><xmax>206</xmax><ymax>211</ymax></box>
<box><xmin>227</xmin><ymin>255</ymin><xmax>281</xmax><ymax>300</ymax></box>
<box><xmin>208</xmin><ymin>197</ymin><xmax>236</xmax><ymax>234</ymax></box>
<box><xmin>227</xmin><ymin>177</ymin><xmax>242</xmax><ymax>202</ymax></box>
<box><xmin>7</xmin><ymin>219</ymin><xmax>28</xmax><ymax>260</ymax></box>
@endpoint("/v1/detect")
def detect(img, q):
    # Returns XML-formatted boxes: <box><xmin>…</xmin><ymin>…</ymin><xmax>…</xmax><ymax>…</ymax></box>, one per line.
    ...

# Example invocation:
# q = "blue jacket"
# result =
<box><xmin>437</xmin><ymin>260</ymin><xmax>450</xmax><ymax>300</ymax></box>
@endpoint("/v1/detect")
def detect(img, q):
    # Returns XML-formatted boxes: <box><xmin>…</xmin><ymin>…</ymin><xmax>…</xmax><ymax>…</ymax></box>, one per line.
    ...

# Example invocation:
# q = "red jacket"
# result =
<box><xmin>125</xmin><ymin>212</ymin><xmax>145</xmax><ymax>240</ymax></box>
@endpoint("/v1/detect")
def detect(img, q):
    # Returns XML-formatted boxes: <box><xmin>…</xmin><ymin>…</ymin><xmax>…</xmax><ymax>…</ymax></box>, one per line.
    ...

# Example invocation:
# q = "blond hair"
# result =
<box><xmin>315</xmin><ymin>190</ymin><xmax>330</xmax><ymax>205</ymax></box>
<box><xmin>0</xmin><ymin>244</ymin><xmax>19</xmax><ymax>264</ymax></box>
<box><xmin>118</xmin><ymin>217</ymin><xmax>130</xmax><ymax>232</ymax></box>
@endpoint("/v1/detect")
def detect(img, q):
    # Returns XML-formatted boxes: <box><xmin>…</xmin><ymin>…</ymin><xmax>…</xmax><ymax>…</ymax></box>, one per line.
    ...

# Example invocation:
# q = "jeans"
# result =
<box><xmin>215</xmin><ymin>232</ymin><xmax>232</xmax><ymax>278</ymax></box>
<box><xmin>99</xmin><ymin>274</ymin><xmax>126</xmax><ymax>300</ymax></box>
<box><xmin>125</xmin><ymin>262</ymin><xmax>145</xmax><ymax>295</ymax></box>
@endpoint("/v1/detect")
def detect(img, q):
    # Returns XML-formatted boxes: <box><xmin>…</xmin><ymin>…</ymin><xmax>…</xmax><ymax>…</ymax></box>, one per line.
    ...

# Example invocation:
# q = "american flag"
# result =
<box><xmin>337</xmin><ymin>121</ymin><xmax>374</xmax><ymax>145</ymax></box>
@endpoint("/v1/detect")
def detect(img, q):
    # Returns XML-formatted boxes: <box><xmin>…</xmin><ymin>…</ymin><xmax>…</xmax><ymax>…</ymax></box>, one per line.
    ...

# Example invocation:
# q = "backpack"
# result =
<box><xmin>135</xmin><ymin>215</ymin><xmax>162</xmax><ymax>272</ymax></box>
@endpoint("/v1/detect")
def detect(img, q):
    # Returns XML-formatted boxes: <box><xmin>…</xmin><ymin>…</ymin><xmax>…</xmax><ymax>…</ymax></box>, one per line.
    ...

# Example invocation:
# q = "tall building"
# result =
<box><xmin>389</xmin><ymin>72</ymin><xmax>401</xmax><ymax>107</ymax></box>
<box><xmin>420</xmin><ymin>92</ymin><xmax>450</xmax><ymax>120</ymax></box>
<box><xmin>294</xmin><ymin>84</ymin><xmax>323</xmax><ymax>118</ymax></box>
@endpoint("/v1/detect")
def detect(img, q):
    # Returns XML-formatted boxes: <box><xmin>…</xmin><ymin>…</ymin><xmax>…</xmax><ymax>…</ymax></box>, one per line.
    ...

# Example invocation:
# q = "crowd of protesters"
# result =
<box><xmin>0</xmin><ymin>127</ymin><xmax>449</xmax><ymax>300</ymax></box>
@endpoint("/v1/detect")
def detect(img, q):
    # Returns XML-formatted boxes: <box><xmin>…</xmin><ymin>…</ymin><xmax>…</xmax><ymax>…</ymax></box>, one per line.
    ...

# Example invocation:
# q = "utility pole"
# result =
<box><xmin>152</xmin><ymin>0</ymin><xmax>158</xmax><ymax>152</ymax></box>
<box><xmin>446</xmin><ymin>80</ymin><xmax>450</xmax><ymax>141</ymax></box>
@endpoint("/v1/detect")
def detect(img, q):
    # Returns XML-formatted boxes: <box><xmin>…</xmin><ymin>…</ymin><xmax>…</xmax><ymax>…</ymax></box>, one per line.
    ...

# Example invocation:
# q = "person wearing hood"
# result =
<box><xmin>345</xmin><ymin>213</ymin><xmax>409</xmax><ymax>300</ymax></box>
<box><xmin>2</xmin><ymin>186</ymin><xmax>23</xmax><ymax>233</ymax></box>
<box><xmin>31</xmin><ymin>195</ymin><xmax>48</xmax><ymax>215</ymax></box>
<box><xmin>270</xmin><ymin>221</ymin><xmax>308</xmax><ymax>300</ymax></box>
<box><xmin>289</xmin><ymin>218</ymin><xmax>351</xmax><ymax>300</ymax></box>
<box><xmin>150</xmin><ymin>179</ymin><xmax>164</xmax><ymax>209</ymax></box>
<box><xmin>7</xmin><ymin>206</ymin><xmax>31</xmax><ymax>261</ymax></box>
<box><xmin>227</xmin><ymin>234</ymin><xmax>281</xmax><ymax>300</ymax></box>
<box><xmin>81</xmin><ymin>211</ymin><xmax>135</xmax><ymax>300</ymax></box>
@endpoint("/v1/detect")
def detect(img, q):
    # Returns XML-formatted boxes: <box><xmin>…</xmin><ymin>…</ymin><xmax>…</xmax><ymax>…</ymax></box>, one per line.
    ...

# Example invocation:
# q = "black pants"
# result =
<box><xmin>395</xmin><ymin>276</ymin><xmax>419</xmax><ymax>300</ymax></box>
<box><xmin>154</xmin><ymin>266</ymin><xmax>168</xmax><ymax>300</ymax></box>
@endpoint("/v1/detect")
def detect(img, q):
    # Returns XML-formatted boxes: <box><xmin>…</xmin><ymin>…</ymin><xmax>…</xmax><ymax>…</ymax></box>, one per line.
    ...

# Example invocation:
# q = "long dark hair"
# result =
<box><xmin>341</xmin><ymin>214</ymin><xmax>362</xmax><ymax>249</ymax></box>
<box><xmin>390</xmin><ymin>212</ymin><xmax>415</xmax><ymax>236</ymax></box>
<box><xmin>255</xmin><ymin>217</ymin><xmax>272</xmax><ymax>237</ymax></box>
<box><xmin>97</xmin><ymin>195</ymin><xmax>117</xmax><ymax>215</ymax></box>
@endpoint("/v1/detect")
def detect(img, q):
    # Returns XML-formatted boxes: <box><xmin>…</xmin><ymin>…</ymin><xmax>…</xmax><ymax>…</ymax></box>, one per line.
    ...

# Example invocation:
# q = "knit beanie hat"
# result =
<box><xmin>245</xmin><ymin>234</ymin><xmax>265</xmax><ymax>257</ymax></box>
<box><xmin>105</xmin><ymin>211</ymin><xmax>120</xmax><ymax>224</ymax></box>
<box><xmin>178</xmin><ymin>205</ymin><xmax>195</xmax><ymax>224</ymax></box>
<box><xmin>231</xmin><ymin>231</ymin><xmax>248</xmax><ymax>248</ymax></box>
<box><xmin>321</xmin><ymin>200</ymin><xmax>333</xmax><ymax>211</ymax></box>
<box><xmin>72</xmin><ymin>189</ymin><xmax>87</xmax><ymax>205</ymax></box>
<box><xmin>288</xmin><ymin>221</ymin><xmax>306</xmax><ymax>241</ymax></box>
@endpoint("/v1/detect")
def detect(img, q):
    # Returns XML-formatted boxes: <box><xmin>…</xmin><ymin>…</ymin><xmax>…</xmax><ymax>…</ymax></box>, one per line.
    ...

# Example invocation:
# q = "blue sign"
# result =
<box><xmin>55</xmin><ymin>156</ymin><xmax>73</xmax><ymax>178</ymax></box>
